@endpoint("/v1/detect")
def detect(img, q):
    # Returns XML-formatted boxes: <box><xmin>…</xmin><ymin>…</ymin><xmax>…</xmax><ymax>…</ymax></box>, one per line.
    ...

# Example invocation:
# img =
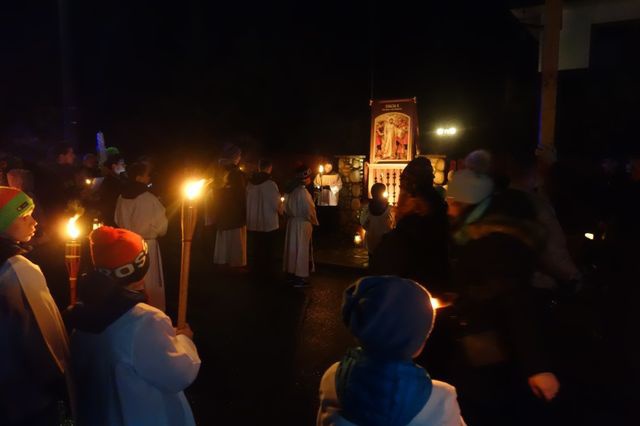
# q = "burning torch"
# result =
<box><xmin>177</xmin><ymin>178</ymin><xmax>208</xmax><ymax>328</ymax></box>
<box><xmin>65</xmin><ymin>214</ymin><xmax>82</xmax><ymax>305</ymax></box>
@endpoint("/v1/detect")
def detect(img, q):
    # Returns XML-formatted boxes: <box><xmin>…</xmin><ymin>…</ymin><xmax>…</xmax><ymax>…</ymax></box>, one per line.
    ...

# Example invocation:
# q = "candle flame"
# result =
<box><xmin>354</xmin><ymin>234</ymin><xmax>362</xmax><ymax>245</ymax></box>
<box><xmin>184</xmin><ymin>179</ymin><xmax>207</xmax><ymax>200</ymax></box>
<box><xmin>584</xmin><ymin>232</ymin><xmax>594</xmax><ymax>240</ymax></box>
<box><xmin>383</xmin><ymin>191</ymin><xmax>389</xmax><ymax>198</ymax></box>
<box><xmin>280</xmin><ymin>196</ymin><xmax>285</xmax><ymax>202</ymax></box>
<box><xmin>319</xmin><ymin>165</ymin><xmax>324</xmax><ymax>174</ymax></box>
<box><xmin>67</xmin><ymin>214</ymin><xmax>81</xmax><ymax>240</ymax></box>
<box><xmin>85</xmin><ymin>178</ymin><xmax>92</xmax><ymax>186</ymax></box>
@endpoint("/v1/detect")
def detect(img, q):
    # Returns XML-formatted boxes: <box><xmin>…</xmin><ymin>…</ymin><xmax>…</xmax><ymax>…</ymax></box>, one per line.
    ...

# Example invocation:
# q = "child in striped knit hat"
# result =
<box><xmin>0</xmin><ymin>186</ymin><xmax>72</xmax><ymax>425</ymax></box>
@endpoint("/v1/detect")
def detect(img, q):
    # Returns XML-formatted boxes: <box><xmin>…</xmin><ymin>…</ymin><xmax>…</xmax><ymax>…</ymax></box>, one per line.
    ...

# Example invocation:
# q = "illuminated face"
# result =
<box><xmin>324</xmin><ymin>163</ymin><xmax>333</xmax><ymax>174</ymax></box>
<box><xmin>3</xmin><ymin>212</ymin><xmax>37</xmax><ymax>243</ymax></box>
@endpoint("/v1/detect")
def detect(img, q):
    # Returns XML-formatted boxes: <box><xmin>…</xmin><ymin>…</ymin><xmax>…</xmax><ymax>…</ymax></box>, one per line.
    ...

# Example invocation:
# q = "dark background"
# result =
<box><xmin>1</xmin><ymin>1</ymin><xmax>638</xmax><ymax>163</ymax></box>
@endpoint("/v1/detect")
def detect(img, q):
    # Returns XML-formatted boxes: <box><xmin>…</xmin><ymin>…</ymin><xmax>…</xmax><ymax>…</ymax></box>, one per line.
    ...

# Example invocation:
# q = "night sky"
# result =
<box><xmin>1</xmin><ymin>1</ymin><xmax>638</xmax><ymax>162</ymax></box>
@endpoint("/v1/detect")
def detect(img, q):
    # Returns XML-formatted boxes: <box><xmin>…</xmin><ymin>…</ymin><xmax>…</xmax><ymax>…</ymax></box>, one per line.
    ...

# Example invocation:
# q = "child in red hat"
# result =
<box><xmin>65</xmin><ymin>226</ymin><xmax>200</xmax><ymax>426</ymax></box>
<box><xmin>0</xmin><ymin>186</ymin><xmax>72</xmax><ymax>425</ymax></box>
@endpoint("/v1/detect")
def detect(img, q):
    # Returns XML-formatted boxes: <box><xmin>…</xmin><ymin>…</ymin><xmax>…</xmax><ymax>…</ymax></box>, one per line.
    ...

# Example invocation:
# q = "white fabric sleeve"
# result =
<box><xmin>330</xmin><ymin>176</ymin><xmax>342</xmax><ymax>194</ymax></box>
<box><xmin>132</xmin><ymin>312</ymin><xmax>201</xmax><ymax>393</ymax></box>
<box><xmin>150</xmin><ymin>196</ymin><xmax>168</xmax><ymax>237</ymax></box>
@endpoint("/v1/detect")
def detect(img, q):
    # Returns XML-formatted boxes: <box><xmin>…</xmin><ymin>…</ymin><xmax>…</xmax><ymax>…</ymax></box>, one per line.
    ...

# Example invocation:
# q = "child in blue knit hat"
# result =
<box><xmin>317</xmin><ymin>275</ymin><xmax>466</xmax><ymax>426</ymax></box>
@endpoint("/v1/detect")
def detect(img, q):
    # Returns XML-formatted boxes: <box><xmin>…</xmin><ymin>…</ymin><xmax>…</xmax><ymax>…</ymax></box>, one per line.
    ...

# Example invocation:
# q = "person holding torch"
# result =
<box><xmin>0</xmin><ymin>186</ymin><xmax>73</xmax><ymax>425</ymax></box>
<box><xmin>65</xmin><ymin>226</ymin><xmax>200</xmax><ymax>426</ymax></box>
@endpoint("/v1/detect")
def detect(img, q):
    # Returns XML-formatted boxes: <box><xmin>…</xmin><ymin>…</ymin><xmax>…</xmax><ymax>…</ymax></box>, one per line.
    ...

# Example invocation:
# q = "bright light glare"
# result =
<box><xmin>436</xmin><ymin>128</ymin><xmax>445</xmax><ymax>136</ymax></box>
<box><xmin>448</xmin><ymin>127</ymin><xmax>457</xmax><ymax>135</ymax></box>
<box><xmin>319</xmin><ymin>165</ymin><xmax>324</xmax><ymax>174</ymax></box>
<box><xmin>584</xmin><ymin>232</ymin><xmax>594</xmax><ymax>240</ymax></box>
<box><xmin>67</xmin><ymin>214</ymin><xmax>81</xmax><ymax>240</ymax></box>
<box><xmin>184</xmin><ymin>179</ymin><xmax>207</xmax><ymax>200</ymax></box>
<box><xmin>85</xmin><ymin>179</ymin><xmax>92</xmax><ymax>186</ymax></box>
<box><xmin>383</xmin><ymin>191</ymin><xmax>389</xmax><ymax>198</ymax></box>
<box><xmin>354</xmin><ymin>234</ymin><xmax>362</xmax><ymax>245</ymax></box>
<box><xmin>280</xmin><ymin>196</ymin><xmax>285</xmax><ymax>202</ymax></box>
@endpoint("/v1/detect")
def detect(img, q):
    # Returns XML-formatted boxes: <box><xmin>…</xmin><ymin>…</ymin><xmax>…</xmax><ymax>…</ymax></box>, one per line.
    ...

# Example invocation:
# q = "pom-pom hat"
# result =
<box><xmin>0</xmin><ymin>186</ymin><xmax>35</xmax><ymax>233</ymax></box>
<box><xmin>447</xmin><ymin>169</ymin><xmax>494</xmax><ymax>205</ymax></box>
<box><xmin>89</xmin><ymin>226</ymin><xmax>149</xmax><ymax>286</ymax></box>
<box><xmin>342</xmin><ymin>276</ymin><xmax>435</xmax><ymax>360</ymax></box>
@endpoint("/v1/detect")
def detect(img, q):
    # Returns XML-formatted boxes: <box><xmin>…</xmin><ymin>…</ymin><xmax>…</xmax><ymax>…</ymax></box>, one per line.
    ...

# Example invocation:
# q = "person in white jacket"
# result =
<box><xmin>0</xmin><ymin>187</ymin><xmax>73</xmax><ymax>425</ymax></box>
<box><xmin>115</xmin><ymin>162</ymin><xmax>168</xmax><ymax>311</ymax></box>
<box><xmin>246</xmin><ymin>159</ymin><xmax>283</xmax><ymax>283</ymax></box>
<box><xmin>65</xmin><ymin>226</ymin><xmax>200</xmax><ymax>426</ymax></box>
<box><xmin>317</xmin><ymin>276</ymin><xmax>466</xmax><ymax>426</ymax></box>
<box><xmin>283</xmin><ymin>165</ymin><xmax>318</xmax><ymax>287</ymax></box>
<box><xmin>360</xmin><ymin>183</ymin><xmax>394</xmax><ymax>257</ymax></box>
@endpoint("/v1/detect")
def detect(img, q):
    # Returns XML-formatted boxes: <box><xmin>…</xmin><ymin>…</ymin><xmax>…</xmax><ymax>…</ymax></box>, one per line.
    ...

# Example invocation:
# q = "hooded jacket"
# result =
<box><xmin>318</xmin><ymin>360</ymin><xmax>465</xmax><ymax>426</ymax></box>
<box><xmin>452</xmin><ymin>192</ymin><xmax>550</xmax><ymax>377</ymax></box>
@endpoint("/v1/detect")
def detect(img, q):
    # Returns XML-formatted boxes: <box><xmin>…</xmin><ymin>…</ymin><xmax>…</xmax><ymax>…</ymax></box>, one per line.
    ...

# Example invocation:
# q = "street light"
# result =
<box><xmin>435</xmin><ymin>126</ymin><xmax>458</xmax><ymax>137</ymax></box>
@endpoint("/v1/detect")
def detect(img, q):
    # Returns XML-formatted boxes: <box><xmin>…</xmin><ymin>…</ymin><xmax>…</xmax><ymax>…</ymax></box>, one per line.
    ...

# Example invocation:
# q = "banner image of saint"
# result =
<box><xmin>370</xmin><ymin>98</ymin><xmax>418</xmax><ymax>163</ymax></box>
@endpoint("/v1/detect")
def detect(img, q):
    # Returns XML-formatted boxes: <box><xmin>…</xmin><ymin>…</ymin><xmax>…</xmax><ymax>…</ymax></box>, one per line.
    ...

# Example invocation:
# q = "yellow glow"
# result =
<box><xmin>354</xmin><ymin>234</ymin><xmax>362</xmax><ymax>245</ymax></box>
<box><xmin>85</xmin><ymin>178</ymin><xmax>92</xmax><ymax>186</ymax></box>
<box><xmin>584</xmin><ymin>232</ymin><xmax>594</xmax><ymax>240</ymax></box>
<box><xmin>431</xmin><ymin>297</ymin><xmax>450</xmax><ymax>310</ymax></box>
<box><xmin>183</xmin><ymin>179</ymin><xmax>207</xmax><ymax>200</ymax></box>
<box><xmin>66</xmin><ymin>214</ymin><xmax>81</xmax><ymax>240</ymax></box>
<box><xmin>436</xmin><ymin>128</ymin><xmax>445</xmax><ymax>136</ymax></box>
<box><xmin>383</xmin><ymin>191</ymin><xmax>389</xmax><ymax>198</ymax></box>
<box><xmin>319</xmin><ymin>165</ymin><xmax>324</xmax><ymax>174</ymax></box>
<box><xmin>280</xmin><ymin>196</ymin><xmax>285</xmax><ymax>202</ymax></box>
<box><xmin>448</xmin><ymin>127</ymin><xmax>457</xmax><ymax>135</ymax></box>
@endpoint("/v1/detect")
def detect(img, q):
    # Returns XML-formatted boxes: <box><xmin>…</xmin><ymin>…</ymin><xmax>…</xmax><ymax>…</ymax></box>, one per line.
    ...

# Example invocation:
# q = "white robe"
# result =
<box><xmin>214</xmin><ymin>227</ymin><xmax>247</xmax><ymax>267</ymax></box>
<box><xmin>313</xmin><ymin>173</ymin><xmax>343</xmax><ymax>206</ymax></box>
<box><xmin>283</xmin><ymin>186</ymin><xmax>318</xmax><ymax>277</ymax></box>
<box><xmin>115</xmin><ymin>192</ymin><xmax>168</xmax><ymax>311</ymax></box>
<box><xmin>360</xmin><ymin>204</ymin><xmax>394</xmax><ymax>254</ymax></box>
<box><xmin>70</xmin><ymin>304</ymin><xmax>201</xmax><ymax>426</ymax></box>
<box><xmin>246</xmin><ymin>180</ymin><xmax>282</xmax><ymax>232</ymax></box>
<box><xmin>317</xmin><ymin>362</ymin><xmax>466</xmax><ymax>426</ymax></box>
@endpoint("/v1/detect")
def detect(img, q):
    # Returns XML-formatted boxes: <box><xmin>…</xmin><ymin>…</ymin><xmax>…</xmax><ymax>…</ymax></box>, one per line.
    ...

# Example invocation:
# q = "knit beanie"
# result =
<box><xmin>342</xmin><ymin>276</ymin><xmax>435</xmax><ymax>360</ymax></box>
<box><xmin>89</xmin><ymin>226</ymin><xmax>149</xmax><ymax>286</ymax></box>
<box><xmin>464</xmin><ymin>149</ymin><xmax>492</xmax><ymax>174</ymax></box>
<box><xmin>0</xmin><ymin>187</ymin><xmax>35</xmax><ymax>233</ymax></box>
<box><xmin>446</xmin><ymin>169</ymin><xmax>494</xmax><ymax>204</ymax></box>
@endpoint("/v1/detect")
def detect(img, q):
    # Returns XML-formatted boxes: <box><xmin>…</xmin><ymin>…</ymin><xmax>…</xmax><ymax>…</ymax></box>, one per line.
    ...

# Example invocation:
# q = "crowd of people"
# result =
<box><xmin>1</xmin><ymin>141</ymin><xmax>639</xmax><ymax>425</ymax></box>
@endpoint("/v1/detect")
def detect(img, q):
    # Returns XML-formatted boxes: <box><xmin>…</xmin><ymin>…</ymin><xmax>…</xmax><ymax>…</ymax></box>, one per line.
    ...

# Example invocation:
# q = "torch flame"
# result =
<box><xmin>431</xmin><ymin>297</ymin><xmax>452</xmax><ymax>310</ymax></box>
<box><xmin>184</xmin><ymin>179</ymin><xmax>207</xmax><ymax>200</ymax></box>
<box><xmin>67</xmin><ymin>214</ymin><xmax>81</xmax><ymax>240</ymax></box>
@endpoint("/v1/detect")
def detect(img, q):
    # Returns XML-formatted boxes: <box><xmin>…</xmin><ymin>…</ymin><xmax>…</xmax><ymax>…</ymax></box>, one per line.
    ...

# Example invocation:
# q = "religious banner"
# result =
<box><xmin>370</xmin><ymin>97</ymin><xmax>418</xmax><ymax>163</ymax></box>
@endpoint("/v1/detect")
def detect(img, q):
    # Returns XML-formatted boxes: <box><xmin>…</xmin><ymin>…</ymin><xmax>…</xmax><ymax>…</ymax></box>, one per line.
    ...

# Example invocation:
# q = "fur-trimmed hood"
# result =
<box><xmin>463</xmin><ymin>214</ymin><xmax>547</xmax><ymax>253</ymax></box>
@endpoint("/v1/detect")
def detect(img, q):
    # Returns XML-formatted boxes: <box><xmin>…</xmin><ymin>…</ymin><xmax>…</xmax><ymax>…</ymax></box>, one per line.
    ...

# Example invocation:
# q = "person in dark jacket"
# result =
<box><xmin>213</xmin><ymin>144</ymin><xmax>247</xmax><ymax>267</ymax></box>
<box><xmin>370</xmin><ymin>156</ymin><xmax>450</xmax><ymax>292</ymax></box>
<box><xmin>96</xmin><ymin>154</ymin><xmax>127</xmax><ymax>226</ymax></box>
<box><xmin>446</xmin><ymin>169</ymin><xmax>559</xmax><ymax>426</ymax></box>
